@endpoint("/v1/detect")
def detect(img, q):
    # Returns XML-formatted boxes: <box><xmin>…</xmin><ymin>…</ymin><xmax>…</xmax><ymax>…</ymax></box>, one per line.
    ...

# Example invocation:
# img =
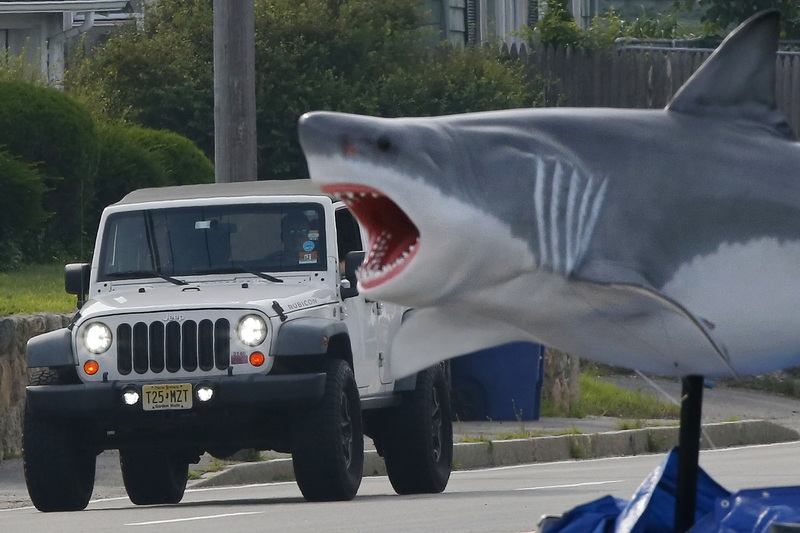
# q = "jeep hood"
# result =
<box><xmin>78</xmin><ymin>281</ymin><xmax>335</xmax><ymax>320</ymax></box>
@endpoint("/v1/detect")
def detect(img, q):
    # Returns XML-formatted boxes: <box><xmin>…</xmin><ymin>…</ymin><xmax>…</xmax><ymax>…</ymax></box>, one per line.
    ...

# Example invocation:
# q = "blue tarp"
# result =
<box><xmin>543</xmin><ymin>447</ymin><xmax>800</xmax><ymax>533</ymax></box>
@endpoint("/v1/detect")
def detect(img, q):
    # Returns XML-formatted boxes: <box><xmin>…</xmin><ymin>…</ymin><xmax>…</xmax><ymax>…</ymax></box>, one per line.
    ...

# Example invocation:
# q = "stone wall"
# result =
<box><xmin>542</xmin><ymin>347</ymin><xmax>580</xmax><ymax>415</ymax></box>
<box><xmin>0</xmin><ymin>313</ymin><xmax>73</xmax><ymax>460</ymax></box>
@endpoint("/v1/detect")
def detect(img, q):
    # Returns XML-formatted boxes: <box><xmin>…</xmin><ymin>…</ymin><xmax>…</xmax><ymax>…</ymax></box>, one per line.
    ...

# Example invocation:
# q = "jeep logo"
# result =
<box><xmin>162</xmin><ymin>314</ymin><xmax>185</xmax><ymax>322</ymax></box>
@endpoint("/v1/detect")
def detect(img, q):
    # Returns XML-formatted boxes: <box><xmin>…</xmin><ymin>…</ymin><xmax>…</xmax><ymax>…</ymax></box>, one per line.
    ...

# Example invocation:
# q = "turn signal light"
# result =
<box><xmin>249</xmin><ymin>352</ymin><xmax>265</xmax><ymax>367</ymax></box>
<box><xmin>84</xmin><ymin>360</ymin><xmax>100</xmax><ymax>375</ymax></box>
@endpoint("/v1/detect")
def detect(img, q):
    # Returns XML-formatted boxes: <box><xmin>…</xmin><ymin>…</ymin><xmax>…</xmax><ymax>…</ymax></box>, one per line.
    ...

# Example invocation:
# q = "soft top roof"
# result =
<box><xmin>116</xmin><ymin>179</ymin><xmax>333</xmax><ymax>206</ymax></box>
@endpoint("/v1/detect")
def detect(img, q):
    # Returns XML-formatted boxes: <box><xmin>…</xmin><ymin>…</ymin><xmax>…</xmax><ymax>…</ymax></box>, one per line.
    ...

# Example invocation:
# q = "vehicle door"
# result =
<box><xmin>335</xmin><ymin>206</ymin><xmax>380</xmax><ymax>392</ymax></box>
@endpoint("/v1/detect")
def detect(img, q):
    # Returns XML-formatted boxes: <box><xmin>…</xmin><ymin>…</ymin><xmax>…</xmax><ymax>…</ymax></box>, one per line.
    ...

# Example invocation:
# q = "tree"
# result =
<box><xmin>682</xmin><ymin>0</ymin><xmax>800</xmax><ymax>38</ymax></box>
<box><xmin>66</xmin><ymin>0</ymin><xmax>215</xmax><ymax>158</ymax></box>
<box><xmin>65</xmin><ymin>0</ymin><xmax>540</xmax><ymax>179</ymax></box>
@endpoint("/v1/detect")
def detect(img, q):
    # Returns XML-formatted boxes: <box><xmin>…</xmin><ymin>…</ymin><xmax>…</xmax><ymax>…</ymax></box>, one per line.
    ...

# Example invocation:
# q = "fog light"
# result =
<box><xmin>249</xmin><ymin>351</ymin><xmax>265</xmax><ymax>367</ymax></box>
<box><xmin>196</xmin><ymin>385</ymin><xmax>214</xmax><ymax>402</ymax></box>
<box><xmin>84</xmin><ymin>360</ymin><xmax>100</xmax><ymax>375</ymax></box>
<box><xmin>122</xmin><ymin>389</ymin><xmax>140</xmax><ymax>406</ymax></box>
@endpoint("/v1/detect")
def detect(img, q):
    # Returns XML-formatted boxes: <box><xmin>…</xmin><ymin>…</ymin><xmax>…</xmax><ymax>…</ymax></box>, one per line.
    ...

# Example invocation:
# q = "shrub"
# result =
<box><xmin>89</xmin><ymin>121</ymin><xmax>169</xmax><ymax>234</ymax></box>
<box><xmin>536</xmin><ymin>0</ymin><xmax>585</xmax><ymax>48</ymax></box>
<box><xmin>123</xmin><ymin>126</ymin><xmax>214</xmax><ymax>186</ymax></box>
<box><xmin>0</xmin><ymin>150</ymin><xmax>47</xmax><ymax>270</ymax></box>
<box><xmin>0</xmin><ymin>80</ymin><xmax>97</xmax><ymax>258</ymax></box>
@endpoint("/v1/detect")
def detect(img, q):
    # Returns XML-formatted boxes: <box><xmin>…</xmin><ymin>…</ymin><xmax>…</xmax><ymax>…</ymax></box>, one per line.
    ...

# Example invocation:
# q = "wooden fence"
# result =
<box><xmin>506</xmin><ymin>43</ymin><xmax>800</xmax><ymax>135</ymax></box>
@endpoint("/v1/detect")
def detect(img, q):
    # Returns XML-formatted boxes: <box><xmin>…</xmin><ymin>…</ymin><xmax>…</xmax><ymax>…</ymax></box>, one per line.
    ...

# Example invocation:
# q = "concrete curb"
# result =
<box><xmin>190</xmin><ymin>420</ymin><xmax>799</xmax><ymax>489</ymax></box>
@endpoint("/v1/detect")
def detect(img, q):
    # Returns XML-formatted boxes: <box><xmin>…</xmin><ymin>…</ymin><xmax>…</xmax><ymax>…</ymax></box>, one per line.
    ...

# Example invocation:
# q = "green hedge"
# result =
<box><xmin>0</xmin><ymin>80</ymin><xmax>97</xmax><ymax>257</ymax></box>
<box><xmin>90</xmin><ymin>121</ymin><xmax>171</xmax><ymax>228</ymax></box>
<box><xmin>0</xmin><ymin>81</ymin><xmax>215</xmax><ymax>269</ymax></box>
<box><xmin>0</xmin><ymin>150</ymin><xmax>47</xmax><ymax>270</ymax></box>
<box><xmin>123</xmin><ymin>126</ymin><xmax>214</xmax><ymax>186</ymax></box>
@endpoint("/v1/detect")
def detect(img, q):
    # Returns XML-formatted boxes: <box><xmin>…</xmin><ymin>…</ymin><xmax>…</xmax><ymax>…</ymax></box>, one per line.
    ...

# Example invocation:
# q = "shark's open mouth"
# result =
<box><xmin>322</xmin><ymin>184</ymin><xmax>419</xmax><ymax>289</ymax></box>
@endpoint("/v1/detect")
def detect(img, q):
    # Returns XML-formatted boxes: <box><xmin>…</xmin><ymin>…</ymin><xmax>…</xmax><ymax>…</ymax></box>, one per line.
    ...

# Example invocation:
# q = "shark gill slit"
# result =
<box><xmin>533</xmin><ymin>156</ymin><xmax>608</xmax><ymax>275</ymax></box>
<box><xmin>550</xmin><ymin>160</ymin><xmax>564</xmax><ymax>272</ymax></box>
<box><xmin>534</xmin><ymin>158</ymin><xmax>549</xmax><ymax>268</ymax></box>
<box><xmin>565</xmin><ymin>168</ymin><xmax>580</xmax><ymax>272</ymax></box>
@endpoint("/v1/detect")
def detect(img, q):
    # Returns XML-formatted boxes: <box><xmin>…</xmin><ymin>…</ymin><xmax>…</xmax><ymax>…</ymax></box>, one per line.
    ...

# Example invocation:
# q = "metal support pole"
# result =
<box><xmin>674</xmin><ymin>375</ymin><xmax>704</xmax><ymax>533</ymax></box>
<box><xmin>213</xmin><ymin>0</ymin><xmax>257</xmax><ymax>182</ymax></box>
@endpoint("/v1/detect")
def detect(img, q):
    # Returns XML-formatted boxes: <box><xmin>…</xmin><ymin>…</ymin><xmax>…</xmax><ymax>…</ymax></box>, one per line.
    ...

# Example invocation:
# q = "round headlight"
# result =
<box><xmin>237</xmin><ymin>314</ymin><xmax>267</xmax><ymax>346</ymax></box>
<box><xmin>84</xmin><ymin>322</ymin><xmax>112</xmax><ymax>354</ymax></box>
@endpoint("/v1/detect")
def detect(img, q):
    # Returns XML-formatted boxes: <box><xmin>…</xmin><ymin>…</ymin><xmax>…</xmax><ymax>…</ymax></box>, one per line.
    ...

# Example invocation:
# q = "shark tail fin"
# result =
<box><xmin>666</xmin><ymin>9</ymin><xmax>794</xmax><ymax>140</ymax></box>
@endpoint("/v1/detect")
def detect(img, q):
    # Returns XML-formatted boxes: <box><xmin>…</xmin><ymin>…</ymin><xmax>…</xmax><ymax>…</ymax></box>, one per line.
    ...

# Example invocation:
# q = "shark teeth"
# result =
<box><xmin>359</xmin><ymin>234</ymin><xmax>419</xmax><ymax>285</ymax></box>
<box><xmin>333</xmin><ymin>191</ymin><xmax>381</xmax><ymax>202</ymax></box>
<box><xmin>322</xmin><ymin>184</ymin><xmax>420</xmax><ymax>288</ymax></box>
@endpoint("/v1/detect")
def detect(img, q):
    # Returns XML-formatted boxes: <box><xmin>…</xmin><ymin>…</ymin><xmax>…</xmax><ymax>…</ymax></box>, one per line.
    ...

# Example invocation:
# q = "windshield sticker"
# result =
<box><xmin>195</xmin><ymin>220</ymin><xmax>212</xmax><ymax>229</ymax></box>
<box><xmin>299</xmin><ymin>251</ymin><xmax>318</xmax><ymax>264</ymax></box>
<box><xmin>303</xmin><ymin>240</ymin><xmax>315</xmax><ymax>252</ymax></box>
<box><xmin>308</xmin><ymin>230</ymin><xmax>320</xmax><ymax>240</ymax></box>
<box><xmin>286</xmin><ymin>298</ymin><xmax>319</xmax><ymax>311</ymax></box>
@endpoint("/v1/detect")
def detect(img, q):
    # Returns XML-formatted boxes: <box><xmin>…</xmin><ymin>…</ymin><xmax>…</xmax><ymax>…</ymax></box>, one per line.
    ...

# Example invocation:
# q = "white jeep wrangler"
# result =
<box><xmin>24</xmin><ymin>180</ymin><xmax>452</xmax><ymax>511</ymax></box>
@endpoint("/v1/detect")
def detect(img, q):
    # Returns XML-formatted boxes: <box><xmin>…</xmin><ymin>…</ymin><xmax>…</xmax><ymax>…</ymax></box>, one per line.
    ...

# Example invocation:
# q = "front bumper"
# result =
<box><xmin>26</xmin><ymin>372</ymin><xmax>327</xmax><ymax>417</ymax></box>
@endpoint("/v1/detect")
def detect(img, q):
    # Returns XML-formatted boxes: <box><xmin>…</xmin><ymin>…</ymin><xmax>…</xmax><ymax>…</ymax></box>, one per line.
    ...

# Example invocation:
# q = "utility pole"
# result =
<box><xmin>213</xmin><ymin>0</ymin><xmax>257</xmax><ymax>182</ymax></box>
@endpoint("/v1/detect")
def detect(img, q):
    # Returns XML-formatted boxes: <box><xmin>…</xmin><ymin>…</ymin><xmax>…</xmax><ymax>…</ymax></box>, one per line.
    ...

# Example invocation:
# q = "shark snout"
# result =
<box><xmin>298</xmin><ymin>111</ymin><xmax>393</xmax><ymax>162</ymax></box>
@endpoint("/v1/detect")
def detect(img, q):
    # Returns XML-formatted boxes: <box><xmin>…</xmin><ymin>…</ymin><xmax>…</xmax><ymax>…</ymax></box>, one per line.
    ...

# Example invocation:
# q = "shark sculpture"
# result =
<box><xmin>299</xmin><ymin>10</ymin><xmax>800</xmax><ymax>381</ymax></box>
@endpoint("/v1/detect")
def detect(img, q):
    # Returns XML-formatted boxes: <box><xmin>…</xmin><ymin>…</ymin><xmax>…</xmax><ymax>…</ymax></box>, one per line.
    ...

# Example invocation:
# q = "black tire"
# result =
<box><xmin>292</xmin><ymin>359</ymin><xmax>364</xmax><ymax>502</ymax></box>
<box><xmin>383</xmin><ymin>365</ymin><xmax>453</xmax><ymax>495</ymax></box>
<box><xmin>23</xmin><ymin>368</ymin><xmax>97</xmax><ymax>512</ymax></box>
<box><xmin>120</xmin><ymin>449</ymin><xmax>189</xmax><ymax>505</ymax></box>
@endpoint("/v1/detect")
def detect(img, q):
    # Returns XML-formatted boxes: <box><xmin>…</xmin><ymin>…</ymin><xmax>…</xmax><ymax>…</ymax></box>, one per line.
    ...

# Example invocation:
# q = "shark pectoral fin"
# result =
<box><xmin>613</xmin><ymin>284</ymin><xmax>735</xmax><ymax>376</ymax></box>
<box><xmin>572</xmin><ymin>279</ymin><xmax>735</xmax><ymax>377</ymax></box>
<box><xmin>388</xmin><ymin>307</ymin><xmax>539</xmax><ymax>380</ymax></box>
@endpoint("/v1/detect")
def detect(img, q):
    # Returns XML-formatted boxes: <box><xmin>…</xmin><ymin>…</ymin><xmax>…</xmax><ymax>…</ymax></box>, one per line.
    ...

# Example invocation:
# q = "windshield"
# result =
<box><xmin>98</xmin><ymin>202</ymin><xmax>326</xmax><ymax>281</ymax></box>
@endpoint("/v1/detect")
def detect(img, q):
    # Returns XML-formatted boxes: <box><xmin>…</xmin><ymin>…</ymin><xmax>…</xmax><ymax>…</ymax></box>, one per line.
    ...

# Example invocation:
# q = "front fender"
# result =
<box><xmin>273</xmin><ymin>318</ymin><xmax>349</xmax><ymax>356</ymax></box>
<box><xmin>27</xmin><ymin>328</ymin><xmax>75</xmax><ymax>368</ymax></box>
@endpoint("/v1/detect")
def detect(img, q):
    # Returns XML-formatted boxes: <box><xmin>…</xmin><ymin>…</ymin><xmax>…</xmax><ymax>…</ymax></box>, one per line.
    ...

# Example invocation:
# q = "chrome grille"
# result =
<box><xmin>117</xmin><ymin>319</ymin><xmax>231</xmax><ymax>375</ymax></box>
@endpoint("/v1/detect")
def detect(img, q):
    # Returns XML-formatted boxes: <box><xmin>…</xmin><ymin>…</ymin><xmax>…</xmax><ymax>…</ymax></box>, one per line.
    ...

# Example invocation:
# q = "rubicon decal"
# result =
<box><xmin>286</xmin><ymin>298</ymin><xmax>319</xmax><ymax>311</ymax></box>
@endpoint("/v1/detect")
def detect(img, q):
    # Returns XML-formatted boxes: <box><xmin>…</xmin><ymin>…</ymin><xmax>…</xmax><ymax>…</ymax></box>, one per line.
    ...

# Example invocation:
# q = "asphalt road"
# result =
<box><xmin>3</xmin><ymin>374</ymin><xmax>800</xmax><ymax>512</ymax></box>
<box><xmin>2</xmin><ymin>442</ymin><xmax>799</xmax><ymax>532</ymax></box>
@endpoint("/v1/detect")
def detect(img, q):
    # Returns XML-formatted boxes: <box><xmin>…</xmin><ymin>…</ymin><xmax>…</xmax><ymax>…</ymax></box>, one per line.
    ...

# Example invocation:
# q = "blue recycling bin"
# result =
<box><xmin>449</xmin><ymin>342</ymin><xmax>545</xmax><ymax>421</ymax></box>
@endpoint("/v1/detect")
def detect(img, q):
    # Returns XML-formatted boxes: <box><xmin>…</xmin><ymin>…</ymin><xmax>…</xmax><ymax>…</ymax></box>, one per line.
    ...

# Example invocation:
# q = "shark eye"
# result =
<box><xmin>376</xmin><ymin>136</ymin><xmax>392</xmax><ymax>152</ymax></box>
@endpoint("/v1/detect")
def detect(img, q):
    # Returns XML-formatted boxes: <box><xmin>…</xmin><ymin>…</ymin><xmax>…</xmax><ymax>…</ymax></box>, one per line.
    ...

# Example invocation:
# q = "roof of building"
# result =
<box><xmin>0</xmin><ymin>1</ymin><xmax>129</xmax><ymax>14</ymax></box>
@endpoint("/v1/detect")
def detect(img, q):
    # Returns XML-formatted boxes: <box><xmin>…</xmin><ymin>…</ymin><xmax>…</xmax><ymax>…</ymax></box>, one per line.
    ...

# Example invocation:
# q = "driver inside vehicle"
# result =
<box><xmin>266</xmin><ymin>211</ymin><xmax>316</xmax><ymax>267</ymax></box>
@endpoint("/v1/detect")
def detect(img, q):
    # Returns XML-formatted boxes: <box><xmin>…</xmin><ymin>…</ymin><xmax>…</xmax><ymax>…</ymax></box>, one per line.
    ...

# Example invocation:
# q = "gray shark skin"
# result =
<box><xmin>298</xmin><ymin>10</ymin><xmax>800</xmax><ymax>380</ymax></box>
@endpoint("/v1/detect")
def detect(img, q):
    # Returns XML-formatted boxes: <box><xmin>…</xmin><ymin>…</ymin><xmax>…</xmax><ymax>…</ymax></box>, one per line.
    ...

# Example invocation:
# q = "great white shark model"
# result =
<box><xmin>299</xmin><ymin>10</ymin><xmax>800</xmax><ymax>381</ymax></box>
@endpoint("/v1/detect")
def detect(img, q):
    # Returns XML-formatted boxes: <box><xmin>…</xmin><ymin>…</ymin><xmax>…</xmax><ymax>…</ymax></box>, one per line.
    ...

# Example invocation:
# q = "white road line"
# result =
<box><xmin>125</xmin><ymin>511</ymin><xmax>264</xmax><ymax>526</ymax></box>
<box><xmin>515</xmin><ymin>480</ymin><xmax>625</xmax><ymax>491</ymax></box>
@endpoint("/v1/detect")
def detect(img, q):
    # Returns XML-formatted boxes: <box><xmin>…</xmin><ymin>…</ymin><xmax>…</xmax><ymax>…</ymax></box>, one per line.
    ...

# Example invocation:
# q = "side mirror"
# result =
<box><xmin>341</xmin><ymin>251</ymin><xmax>365</xmax><ymax>299</ymax></box>
<box><xmin>65</xmin><ymin>263</ymin><xmax>90</xmax><ymax>309</ymax></box>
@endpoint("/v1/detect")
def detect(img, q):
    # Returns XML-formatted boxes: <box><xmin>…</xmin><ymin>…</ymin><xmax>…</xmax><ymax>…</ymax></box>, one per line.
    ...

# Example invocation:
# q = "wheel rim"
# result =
<box><xmin>430</xmin><ymin>386</ymin><xmax>443</xmax><ymax>462</ymax></box>
<box><xmin>340</xmin><ymin>392</ymin><xmax>353</xmax><ymax>468</ymax></box>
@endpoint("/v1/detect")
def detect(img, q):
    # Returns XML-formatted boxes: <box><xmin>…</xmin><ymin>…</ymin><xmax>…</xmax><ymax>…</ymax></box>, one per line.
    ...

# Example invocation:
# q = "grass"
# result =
<box><xmin>188</xmin><ymin>457</ymin><xmax>237</xmax><ymax>479</ymax></box>
<box><xmin>0</xmin><ymin>264</ymin><xmax>76</xmax><ymax>316</ymax></box>
<box><xmin>541</xmin><ymin>372</ymin><xmax>681</xmax><ymax>420</ymax></box>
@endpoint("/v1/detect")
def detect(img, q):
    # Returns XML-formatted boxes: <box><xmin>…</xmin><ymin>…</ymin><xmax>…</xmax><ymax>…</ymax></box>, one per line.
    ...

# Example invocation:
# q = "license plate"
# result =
<box><xmin>142</xmin><ymin>383</ymin><xmax>193</xmax><ymax>411</ymax></box>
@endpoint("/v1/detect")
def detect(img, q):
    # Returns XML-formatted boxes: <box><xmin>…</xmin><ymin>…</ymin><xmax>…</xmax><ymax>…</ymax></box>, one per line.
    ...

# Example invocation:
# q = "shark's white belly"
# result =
<box><xmin>660</xmin><ymin>237</ymin><xmax>800</xmax><ymax>376</ymax></box>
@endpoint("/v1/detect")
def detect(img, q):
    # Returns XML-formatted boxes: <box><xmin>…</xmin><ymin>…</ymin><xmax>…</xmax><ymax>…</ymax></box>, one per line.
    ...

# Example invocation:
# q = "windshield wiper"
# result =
<box><xmin>193</xmin><ymin>266</ymin><xmax>284</xmax><ymax>283</ymax></box>
<box><xmin>105</xmin><ymin>270</ymin><xmax>188</xmax><ymax>286</ymax></box>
